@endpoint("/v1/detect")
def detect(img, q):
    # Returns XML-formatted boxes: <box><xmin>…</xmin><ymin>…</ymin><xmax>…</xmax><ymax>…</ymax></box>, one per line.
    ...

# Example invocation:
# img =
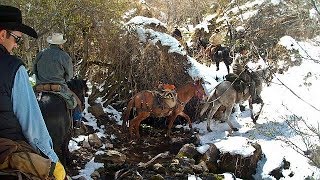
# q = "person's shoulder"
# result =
<box><xmin>61</xmin><ymin>50</ymin><xmax>71</xmax><ymax>57</ymax></box>
<box><xmin>3</xmin><ymin>54</ymin><xmax>24</xmax><ymax>65</ymax></box>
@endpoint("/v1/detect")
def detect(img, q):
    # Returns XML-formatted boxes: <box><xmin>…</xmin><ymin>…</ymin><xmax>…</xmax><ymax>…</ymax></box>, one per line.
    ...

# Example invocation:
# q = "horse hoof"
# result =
<box><xmin>207</xmin><ymin>128</ymin><xmax>212</xmax><ymax>132</ymax></box>
<box><xmin>232</xmin><ymin>128</ymin><xmax>239</xmax><ymax>131</ymax></box>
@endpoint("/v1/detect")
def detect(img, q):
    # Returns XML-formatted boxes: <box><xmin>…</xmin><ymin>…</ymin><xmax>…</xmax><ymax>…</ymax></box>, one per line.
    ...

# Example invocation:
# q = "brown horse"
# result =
<box><xmin>122</xmin><ymin>79</ymin><xmax>206</xmax><ymax>139</ymax></box>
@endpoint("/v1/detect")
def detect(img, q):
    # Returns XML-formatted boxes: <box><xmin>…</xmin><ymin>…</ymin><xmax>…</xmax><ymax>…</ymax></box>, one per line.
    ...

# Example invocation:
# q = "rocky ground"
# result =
<box><xmin>66</xmin><ymin>116</ymin><xmax>202</xmax><ymax>179</ymax></box>
<box><xmin>65</xmin><ymin>112</ymin><xmax>264</xmax><ymax>180</ymax></box>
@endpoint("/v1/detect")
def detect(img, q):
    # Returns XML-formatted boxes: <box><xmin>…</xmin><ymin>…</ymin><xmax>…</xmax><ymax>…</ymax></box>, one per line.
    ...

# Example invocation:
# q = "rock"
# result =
<box><xmin>88</xmin><ymin>133</ymin><xmax>102</xmax><ymax>148</ymax></box>
<box><xmin>82</xmin><ymin>140</ymin><xmax>91</xmax><ymax>148</ymax></box>
<box><xmin>95</xmin><ymin>150</ymin><xmax>126</xmax><ymax>166</ymax></box>
<box><xmin>150</xmin><ymin>174</ymin><xmax>165</xmax><ymax>180</ymax></box>
<box><xmin>176</xmin><ymin>143</ymin><xmax>201</xmax><ymax>159</ymax></box>
<box><xmin>90</xmin><ymin>171</ymin><xmax>100</xmax><ymax>179</ymax></box>
<box><xmin>269</xmin><ymin>158</ymin><xmax>293</xmax><ymax>179</ymax></box>
<box><xmin>114</xmin><ymin>169</ymin><xmax>143</xmax><ymax>180</ymax></box>
<box><xmin>153</xmin><ymin>163</ymin><xmax>166</xmax><ymax>174</ymax></box>
<box><xmin>193</xmin><ymin>160</ymin><xmax>209</xmax><ymax>173</ymax></box>
<box><xmin>73</xmin><ymin>122</ymin><xmax>88</xmax><ymax>137</ymax></box>
<box><xmin>217</xmin><ymin>143</ymin><xmax>262</xmax><ymax>179</ymax></box>
<box><xmin>202</xmin><ymin>144</ymin><xmax>220</xmax><ymax>172</ymax></box>
<box><xmin>179</xmin><ymin>158</ymin><xmax>195</xmax><ymax>174</ymax></box>
<box><xmin>75</xmin><ymin>176</ymin><xmax>87</xmax><ymax>180</ymax></box>
<box><xmin>88</xmin><ymin>103</ymin><xmax>105</xmax><ymax>117</ymax></box>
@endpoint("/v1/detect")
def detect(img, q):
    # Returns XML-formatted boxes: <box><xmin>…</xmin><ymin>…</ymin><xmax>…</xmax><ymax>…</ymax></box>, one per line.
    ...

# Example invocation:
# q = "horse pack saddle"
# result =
<box><xmin>154</xmin><ymin>84</ymin><xmax>177</xmax><ymax>109</ymax></box>
<box><xmin>225</xmin><ymin>73</ymin><xmax>247</xmax><ymax>93</ymax></box>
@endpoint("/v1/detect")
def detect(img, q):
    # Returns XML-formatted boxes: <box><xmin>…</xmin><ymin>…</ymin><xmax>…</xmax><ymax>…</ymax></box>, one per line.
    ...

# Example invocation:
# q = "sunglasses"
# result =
<box><xmin>8</xmin><ymin>31</ymin><xmax>22</xmax><ymax>44</ymax></box>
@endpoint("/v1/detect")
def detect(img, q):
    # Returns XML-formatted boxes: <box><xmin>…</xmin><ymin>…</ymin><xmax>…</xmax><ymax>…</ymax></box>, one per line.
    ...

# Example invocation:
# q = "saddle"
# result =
<box><xmin>35</xmin><ymin>83</ymin><xmax>77</xmax><ymax>109</ymax></box>
<box><xmin>0</xmin><ymin>138</ymin><xmax>52</xmax><ymax>180</ymax></box>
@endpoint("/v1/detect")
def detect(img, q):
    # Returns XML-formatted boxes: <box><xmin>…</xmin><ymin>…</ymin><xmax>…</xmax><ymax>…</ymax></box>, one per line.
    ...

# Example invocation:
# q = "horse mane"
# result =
<box><xmin>67</xmin><ymin>78</ymin><xmax>88</xmax><ymax>93</ymax></box>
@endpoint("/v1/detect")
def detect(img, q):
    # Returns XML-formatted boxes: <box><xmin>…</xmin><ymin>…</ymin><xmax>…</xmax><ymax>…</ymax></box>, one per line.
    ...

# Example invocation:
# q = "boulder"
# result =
<box><xmin>217</xmin><ymin>143</ymin><xmax>262</xmax><ymax>179</ymax></box>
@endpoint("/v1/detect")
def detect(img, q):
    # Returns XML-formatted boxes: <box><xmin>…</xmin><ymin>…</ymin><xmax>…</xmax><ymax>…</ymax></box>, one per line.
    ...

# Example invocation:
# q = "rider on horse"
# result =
<box><xmin>33</xmin><ymin>32</ymin><xmax>83</xmax><ymax>128</ymax></box>
<box><xmin>233</xmin><ymin>26</ymin><xmax>263</xmax><ymax>104</ymax></box>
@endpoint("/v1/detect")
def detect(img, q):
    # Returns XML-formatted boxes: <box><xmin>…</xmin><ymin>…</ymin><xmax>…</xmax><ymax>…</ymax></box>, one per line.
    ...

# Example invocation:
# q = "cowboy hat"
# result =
<box><xmin>46</xmin><ymin>33</ymin><xmax>67</xmax><ymax>45</ymax></box>
<box><xmin>0</xmin><ymin>5</ymin><xmax>38</xmax><ymax>38</ymax></box>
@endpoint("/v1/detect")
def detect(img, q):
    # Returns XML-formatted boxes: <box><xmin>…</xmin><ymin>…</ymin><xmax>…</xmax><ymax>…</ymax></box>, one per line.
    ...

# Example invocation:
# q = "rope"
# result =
<box><xmin>205</xmin><ymin>63</ymin><xmax>249</xmax><ymax>104</ymax></box>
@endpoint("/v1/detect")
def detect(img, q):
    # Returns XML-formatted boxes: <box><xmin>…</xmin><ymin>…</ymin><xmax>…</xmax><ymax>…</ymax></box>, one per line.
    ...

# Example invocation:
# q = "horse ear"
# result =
<box><xmin>199</xmin><ymin>77</ymin><xmax>204</xmax><ymax>84</ymax></box>
<box><xmin>195</xmin><ymin>77</ymin><xmax>204</xmax><ymax>85</ymax></box>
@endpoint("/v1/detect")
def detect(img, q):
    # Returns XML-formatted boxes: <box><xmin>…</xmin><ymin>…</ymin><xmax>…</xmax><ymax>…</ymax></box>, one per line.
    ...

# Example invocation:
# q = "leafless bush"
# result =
<box><xmin>282</xmin><ymin>113</ymin><xmax>320</xmax><ymax>168</ymax></box>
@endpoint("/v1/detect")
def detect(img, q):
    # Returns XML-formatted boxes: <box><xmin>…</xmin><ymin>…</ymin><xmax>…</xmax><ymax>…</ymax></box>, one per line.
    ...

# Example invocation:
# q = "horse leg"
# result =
<box><xmin>206</xmin><ymin>103</ymin><xmax>221</xmax><ymax>132</ymax></box>
<box><xmin>129</xmin><ymin>112</ymin><xmax>150</xmax><ymax>139</ymax></box>
<box><xmin>248</xmin><ymin>98</ymin><xmax>255</xmax><ymax>122</ymax></box>
<box><xmin>225</xmin><ymin>61</ymin><xmax>230</xmax><ymax>74</ymax></box>
<box><xmin>178</xmin><ymin>111</ymin><xmax>192</xmax><ymax>129</ymax></box>
<box><xmin>254</xmin><ymin>102</ymin><xmax>264</xmax><ymax>123</ymax></box>
<box><xmin>166</xmin><ymin>113</ymin><xmax>178</xmax><ymax>138</ymax></box>
<box><xmin>223</xmin><ymin>105</ymin><xmax>238</xmax><ymax>132</ymax></box>
<box><xmin>122</xmin><ymin>98</ymin><xmax>134</xmax><ymax>131</ymax></box>
<box><xmin>216</xmin><ymin>60</ymin><xmax>220</xmax><ymax>71</ymax></box>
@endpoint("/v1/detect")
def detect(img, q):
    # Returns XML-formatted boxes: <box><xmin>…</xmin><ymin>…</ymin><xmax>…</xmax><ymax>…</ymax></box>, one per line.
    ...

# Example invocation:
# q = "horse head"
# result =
<box><xmin>193</xmin><ymin>78</ymin><xmax>207</xmax><ymax>101</ymax></box>
<box><xmin>67</xmin><ymin>78</ymin><xmax>88</xmax><ymax>110</ymax></box>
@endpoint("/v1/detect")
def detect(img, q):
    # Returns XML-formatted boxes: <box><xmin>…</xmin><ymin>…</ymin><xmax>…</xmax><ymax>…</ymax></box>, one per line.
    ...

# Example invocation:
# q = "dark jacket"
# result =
<box><xmin>0</xmin><ymin>45</ymin><xmax>26</xmax><ymax>141</ymax></box>
<box><xmin>33</xmin><ymin>44</ymin><xmax>73</xmax><ymax>88</ymax></box>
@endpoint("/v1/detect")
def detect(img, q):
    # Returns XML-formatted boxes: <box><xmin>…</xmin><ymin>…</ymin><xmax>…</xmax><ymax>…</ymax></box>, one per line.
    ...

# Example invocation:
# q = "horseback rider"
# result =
<box><xmin>171</xmin><ymin>26</ymin><xmax>189</xmax><ymax>54</ymax></box>
<box><xmin>208</xmin><ymin>28</ymin><xmax>225</xmax><ymax>53</ymax></box>
<box><xmin>0</xmin><ymin>5</ymin><xmax>65</xmax><ymax>179</ymax></box>
<box><xmin>172</xmin><ymin>26</ymin><xmax>182</xmax><ymax>41</ymax></box>
<box><xmin>33</xmin><ymin>32</ymin><xmax>83</xmax><ymax>128</ymax></box>
<box><xmin>234</xmin><ymin>26</ymin><xmax>251</xmax><ymax>61</ymax></box>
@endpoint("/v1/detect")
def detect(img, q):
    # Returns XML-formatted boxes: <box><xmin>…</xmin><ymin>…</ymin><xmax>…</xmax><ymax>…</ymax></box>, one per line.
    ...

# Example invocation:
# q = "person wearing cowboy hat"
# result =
<box><xmin>33</xmin><ymin>32</ymin><xmax>72</xmax><ymax>89</ymax></box>
<box><xmin>0</xmin><ymin>5</ymin><xmax>66</xmax><ymax>180</ymax></box>
<box><xmin>33</xmin><ymin>32</ymin><xmax>83</xmax><ymax>128</ymax></box>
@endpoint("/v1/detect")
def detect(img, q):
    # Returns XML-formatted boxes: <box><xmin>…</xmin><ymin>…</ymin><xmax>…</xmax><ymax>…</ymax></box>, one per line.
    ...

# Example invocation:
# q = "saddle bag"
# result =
<box><xmin>35</xmin><ymin>84</ymin><xmax>61</xmax><ymax>92</ymax></box>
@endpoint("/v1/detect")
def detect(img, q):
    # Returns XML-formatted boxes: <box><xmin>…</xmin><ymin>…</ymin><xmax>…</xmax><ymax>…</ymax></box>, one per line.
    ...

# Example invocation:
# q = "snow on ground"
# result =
<box><xmin>70</xmin><ymin>15</ymin><xmax>320</xmax><ymax>179</ymax></box>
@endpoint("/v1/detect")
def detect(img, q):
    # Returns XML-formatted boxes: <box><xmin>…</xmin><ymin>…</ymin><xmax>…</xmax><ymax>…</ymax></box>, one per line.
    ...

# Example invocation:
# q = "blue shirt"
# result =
<box><xmin>12</xmin><ymin>66</ymin><xmax>59</xmax><ymax>163</ymax></box>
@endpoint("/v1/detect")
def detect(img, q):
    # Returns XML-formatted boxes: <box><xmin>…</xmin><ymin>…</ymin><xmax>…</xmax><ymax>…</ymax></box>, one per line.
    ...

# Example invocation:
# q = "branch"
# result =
<box><xmin>275</xmin><ymin>76</ymin><xmax>320</xmax><ymax>112</ymax></box>
<box><xmin>87</xmin><ymin>61</ymin><xmax>112</xmax><ymax>67</ymax></box>
<box><xmin>310</xmin><ymin>0</ymin><xmax>320</xmax><ymax>16</ymax></box>
<box><xmin>296</xmin><ymin>41</ymin><xmax>320</xmax><ymax>64</ymax></box>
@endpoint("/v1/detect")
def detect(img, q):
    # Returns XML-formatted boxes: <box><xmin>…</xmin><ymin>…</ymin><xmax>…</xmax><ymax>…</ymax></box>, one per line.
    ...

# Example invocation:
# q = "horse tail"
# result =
<box><xmin>122</xmin><ymin>97</ymin><xmax>135</xmax><ymax>130</ymax></box>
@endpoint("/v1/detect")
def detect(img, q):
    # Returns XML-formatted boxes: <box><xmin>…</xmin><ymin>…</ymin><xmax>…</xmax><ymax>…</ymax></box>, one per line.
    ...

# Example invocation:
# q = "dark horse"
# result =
<box><xmin>122</xmin><ymin>79</ymin><xmax>206</xmax><ymax>140</ymax></box>
<box><xmin>207</xmin><ymin>44</ymin><xmax>233</xmax><ymax>73</ymax></box>
<box><xmin>37</xmin><ymin>78</ymin><xmax>88</xmax><ymax>165</ymax></box>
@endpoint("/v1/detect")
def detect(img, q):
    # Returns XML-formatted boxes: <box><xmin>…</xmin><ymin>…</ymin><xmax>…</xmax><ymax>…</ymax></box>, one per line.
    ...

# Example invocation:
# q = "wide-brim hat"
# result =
<box><xmin>46</xmin><ymin>33</ymin><xmax>67</xmax><ymax>45</ymax></box>
<box><xmin>0</xmin><ymin>5</ymin><xmax>38</xmax><ymax>38</ymax></box>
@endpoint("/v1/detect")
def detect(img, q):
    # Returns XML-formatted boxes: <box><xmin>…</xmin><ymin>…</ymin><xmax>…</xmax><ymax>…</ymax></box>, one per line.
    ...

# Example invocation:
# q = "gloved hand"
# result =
<box><xmin>53</xmin><ymin>161</ymin><xmax>66</xmax><ymax>180</ymax></box>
